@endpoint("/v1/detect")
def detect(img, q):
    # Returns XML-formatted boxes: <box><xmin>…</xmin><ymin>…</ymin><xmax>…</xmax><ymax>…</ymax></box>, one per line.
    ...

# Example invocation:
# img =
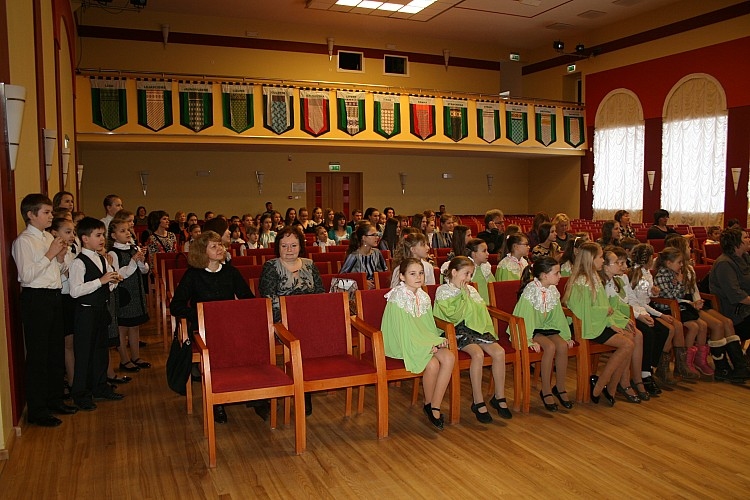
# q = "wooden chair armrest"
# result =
<box><xmin>194</xmin><ymin>334</ymin><xmax>208</xmax><ymax>354</ymax></box>
<box><xmin>562</xmin><ymin>307</ymin><xmax>584</xmax><ymax>342</ymax></box>
<box><xmin>273</xmin><ymin>323</ymin><xmax>298</xmax><ymax>350</ymax></box>
<box><xmin>350</xmin><ymin>316</ymin><xmax>380</xmax><ymax>341</ymax></box>
<box><xmin>433</xmin><ymin>317</ymin><xmax>459</xmax><ymax>354</ymax></box>
<box><xmin>700</xmin><ymin>293</ymin><xmax>720</xmax><ymax>311</ymax></box>
<box><xmin>178</xmin><ymin>318</ymin><xmax>189</xmax><ymax>344</ymax></box>
<box><xmin>486</xmin><ymin>306</ymin><xmax>522</xmax><ymax>350</ymax></box>
<box><xmin>650</xmin><ymin>297</ymin><xmax>680</xmax><ymax>318</ymax></box>
<box><xmin>273</xmin><ymin>323</ymin><xmax>303</xmax><ymax>381</ymax></box>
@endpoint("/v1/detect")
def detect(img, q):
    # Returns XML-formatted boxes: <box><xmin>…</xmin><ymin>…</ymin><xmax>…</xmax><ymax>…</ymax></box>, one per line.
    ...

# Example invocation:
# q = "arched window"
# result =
<box><xmin>592</xmin><ymin>90</ymin><xmax>644</xmax><ymax>221</ymax></box>
<box><xmin>662</xmin><ymin>74</ymin><xmax>727</xmax><ymax>226</ymax></box>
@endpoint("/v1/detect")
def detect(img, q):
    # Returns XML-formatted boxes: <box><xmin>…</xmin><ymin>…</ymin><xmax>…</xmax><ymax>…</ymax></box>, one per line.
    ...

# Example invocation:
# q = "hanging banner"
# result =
<box><xmin>221</xmin><ymin>83</ymin><xmax>254</xmax><ymax>134</ymax></box>
<box><xmin>442</xmin><ymin>98</ymin><xmax>468</xmax><ymax>142</ymax></box>
<box><xmin>476</xmin><ymin>102</ymin><xmax>501</xmax><ymax>144</ymax></box>
<box><xmin>299</xmin><ymin>89</ymin><xmax>330</xmax><ymax>137</ymax></box>
<box><xmin>336</xmin><ymin>91</ymin><xmax>366</xmax><ymax>136</ymax></box>
<box><xmin>534</xmin><ymin>106</ymin><xmax>557</xmax><ymax>147</ymax></box>
<box><xmin>262</xmin><ymin>86</ymin><xmax>294</xmax><ymax>135</ymax></box>
<box><xmin>90</xmin><ymin>77</ymin><xmax>127</xmax><ymax>131</ymax></box>
<box><xmin>564</xmin><ymin>109</ymin><xmax>585</xmax><ymax>148</ymax></box>
<box><xmin>505</xmin><ymin>103</ymin><xmax>529</xmax><ymax>145</ymax></box>
<box><xmin>178</xmin><ymin>82</ymin><xmax>213</xmax><ymax>132</ymax></box>
<box><xmin>136</xmin><ymin>80</ymin><xmax>172</xmax><ymax>132</ymax></box>
<box><xmin>409</xmin><ymin>96</ymin><xmax>436</xmax><ymax>141</ymax></box>
<box><xmin>373</xmin><ymin>94</ymin><xmax>401</xmax><ymax>139</ymax></box>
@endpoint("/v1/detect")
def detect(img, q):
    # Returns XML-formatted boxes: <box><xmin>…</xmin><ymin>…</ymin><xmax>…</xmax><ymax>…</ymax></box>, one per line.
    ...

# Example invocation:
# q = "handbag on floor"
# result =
<box><xmin>166</xmin><ymin>329</ymin><xmax>192</xmax><ymax>396</ymax></box>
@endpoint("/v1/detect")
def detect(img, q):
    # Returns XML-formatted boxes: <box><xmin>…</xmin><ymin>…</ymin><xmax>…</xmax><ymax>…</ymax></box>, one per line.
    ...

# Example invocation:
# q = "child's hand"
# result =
<box><xmin>661</xmin><ymin>314</ymin><xmax>674</xmax><ymax>324</ymax></box>
<box><xmin>530</xmin><ymin>342</ymin><xmax>541</xmax><ymax>353</ymax></box>
<box><xmin>567</xmin><ymin>339</ymin><xmax>576</xmax><ymax>348</ymax></box>
<box><xmin>639</xmin><ymin>314</ymin><xmax>654</xmax><ymax>327</ymax></box>
<box><xmin>133</xmin><ymin>249</ymin><xmax>145</xmax><ymax>262</ymax></box>
<box><xmin>651</xmin><ymin>285</ymin><xmax>660</xmax><ymax>296</ymax></box>
<box><xmin>100</xmin><ymin>271</ymin><xmax>120</xmax><ymax>284</ymax></box>
<box><xmin>607</xmin><ymin>307</ymin><xmax>614</xmax><ymax>316</ymax></box>
<box><xmin>693</xmin><ymin>299</ymin><xmax>704</xmax><ymax>310</ymax></box>
<box><xmin>46</xmin><ymin>237</ymin><xmax>66</xmax><ymax>260</ymax></box>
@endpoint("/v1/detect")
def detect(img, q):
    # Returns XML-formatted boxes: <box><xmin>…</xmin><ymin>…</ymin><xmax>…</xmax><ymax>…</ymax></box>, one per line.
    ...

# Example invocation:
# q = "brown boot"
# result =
<box><xmin>674</xmin><ymin>346</ymin><xmax>699</xmax><ymax>381</ymax></box>
<box><xmin>655</xmin><ymin>351</ymin><xmax>676</xmax><ymax>386</ymax></box>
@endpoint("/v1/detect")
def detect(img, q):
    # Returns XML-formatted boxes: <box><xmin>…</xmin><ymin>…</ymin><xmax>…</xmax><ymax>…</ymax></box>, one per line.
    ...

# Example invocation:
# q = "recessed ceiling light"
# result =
<box><xmin>378</xmin><ymin>2</ymin><xmax>403</xmax><ymax>11</ymax></box>
<box><xmin>398</xmin><ymin>5</ymin><xmax>421</xmax><ymax>13</ymax></box>
<box><xmin>407</xmin><ymin>0</ymin><xmax>435</xmax><ymax>7</ymax></box>
<box><xmin>335</xmin><ymin>0</ymin><xmax>361</xmax><ymax>6</ymax></box>
<box><xmin>357</xmin><ymin>1</ymin><xmax>383</xmax><ymax>8</ymax></box>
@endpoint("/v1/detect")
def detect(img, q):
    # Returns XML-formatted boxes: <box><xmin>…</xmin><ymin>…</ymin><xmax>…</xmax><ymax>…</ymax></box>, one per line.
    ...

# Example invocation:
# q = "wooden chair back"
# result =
<box><xmin>231</xmin><ymin>255</ymin><xmax>255</xmax><ymax>266</ymax></box>
<box><xmin>281</xmin><ymin>292</ymin><xmax>352</xmax><ymax>358</ymax></box>
<box><xmin>374</xmin><ymin>270</ymin><xmax>393</xmax><ymax>289</ymax></box>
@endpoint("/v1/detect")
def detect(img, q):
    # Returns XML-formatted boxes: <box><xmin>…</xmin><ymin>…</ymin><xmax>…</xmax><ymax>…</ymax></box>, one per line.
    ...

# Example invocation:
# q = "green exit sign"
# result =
<box><xmin>329</xmin><ymin>163</ymin><xmax>341</xmax><ymax>171</ymax></box>
<box><xmin>567</xmin><ymin>64</ymin><xmax>576</xmax><ymax>73</ymax></box>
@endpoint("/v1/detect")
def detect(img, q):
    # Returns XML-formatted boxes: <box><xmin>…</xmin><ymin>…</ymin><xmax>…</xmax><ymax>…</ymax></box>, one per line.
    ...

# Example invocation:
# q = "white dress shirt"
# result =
<box><xmin>108</xmin><ymin>242</ymin><xmax>150</xmax><ymax>279</ymax></box>
<box><xmin>11</xmin><ymin>225</ymin><xmax>66</xmax><ymax>289</ymax></box>
<box><xmin>69</xmin><ymin>248</ymin><xmax>117</xmax><ymax>299</ymax></box>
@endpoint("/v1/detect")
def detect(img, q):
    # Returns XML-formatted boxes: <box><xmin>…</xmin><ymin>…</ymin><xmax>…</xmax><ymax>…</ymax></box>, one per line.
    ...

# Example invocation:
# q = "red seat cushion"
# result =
<box><xmin>211</xmin><ymin>365</ymin><xmax>293</xmax><ymax>393</ymax></box>
<box><xmin>362</xmin><ymin>349</ymin><xmax>409</xmax><ymax>371</ymax></box>
<box><xmin>289</xmin><ymin>354</ymin><xmax>376</xmax><ymax>382</ymax></box>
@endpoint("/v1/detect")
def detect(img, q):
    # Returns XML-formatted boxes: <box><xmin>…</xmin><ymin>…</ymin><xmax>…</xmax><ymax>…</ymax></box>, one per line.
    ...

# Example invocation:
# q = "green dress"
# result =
<box><xmin>511</xmin><ymin>279</ymin><xmax>571</xmax><ymax>344</ymax></box>
<box><xmin>495</xmin><ymin>255</ymin><xmax>528</xmax><ymax>282</ymax></box>
<box><xmin>433</xmin><ymin>283</ymin><xmax>497</xmax><ymax>349</ymax></box>
<box><xmin>604</xmin><ymin>276</ymin><xmax>631</xmax><ymax>319</ymax></box>
<box><xmin>565</xmin><ymin>276</ymin><xmax>629</xmax><ymax>340</ymax></box>
<box><xmin>380</xmin><ymin>284</ymin><xmax>444</xmax><ymax>373</ymax></box>
<box><xmin>560</xmin><ymin>261</ymin><xmax>572</xmax><ymax>277</ymax></box>
<box><xmin>472</xmin><ymin>261</ymin><xmax>495</xmax><ymax>305</ymax></box>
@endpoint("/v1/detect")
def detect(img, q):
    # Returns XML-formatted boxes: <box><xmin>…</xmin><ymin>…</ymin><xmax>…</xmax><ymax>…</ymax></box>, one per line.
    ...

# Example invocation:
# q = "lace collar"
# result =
<box><xmin>574</xmin><ymin>275</ymin><xmax>603</xmax><ymax>290</ymax></box>
<box><xmin>521</xmin><ymin>278</ymin><xmax>560</xmax><ymax>313</ymax></box>
<box><xmin>469</xmin><ymin>257</ymin><xmax>492</xmax><ymax>279</ymax></box>
<box><xmin>435</xmin><ymin>282</ymin><xmax>485</xmax><ymax>304</ymax></box>
<box><xmin>384</xmin><ymin>282</ymin><xmax>431</xmax><ymax>318</ymax></box>
<box><xmin>500</xmin><ymin>254</ymin><xmax>528</xmax><ymax>274</ymax></box>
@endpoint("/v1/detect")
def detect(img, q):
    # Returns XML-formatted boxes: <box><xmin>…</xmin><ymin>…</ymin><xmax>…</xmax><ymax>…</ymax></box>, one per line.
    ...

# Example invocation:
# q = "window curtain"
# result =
<box><xmin>592</xmin><ymin>91</ymin><xmax>644</xmax><ymax>222</ymax></box>
<box><xmin>662</xmin><ymin>76</ymin><xmax>727</xmax><ymax>227</ymax></box>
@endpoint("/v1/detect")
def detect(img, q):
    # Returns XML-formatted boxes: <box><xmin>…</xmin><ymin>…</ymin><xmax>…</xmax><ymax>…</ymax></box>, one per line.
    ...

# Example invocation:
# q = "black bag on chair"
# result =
<box><xmin>166</xmin><ymin>332</ymin><xmax>192</xmax><ymax>396</ymax></box>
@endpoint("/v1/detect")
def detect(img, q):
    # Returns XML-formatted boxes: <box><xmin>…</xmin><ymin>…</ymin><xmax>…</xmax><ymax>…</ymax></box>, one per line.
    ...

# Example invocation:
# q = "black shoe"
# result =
<box><xmin>213</xmin><ymin>405</ymin><xmax>228</xmax><ymax>424</ymax></box>
<box><xmin>426</xmin><ymin>407</ymin><xmax>444</xmax><ymax>430</ymax></box>
<box><xmin>49</xmin><ymin>403</ymin><xmax>78</xmax><ymax>415</ymax></box>
<box><xmin>489</xmin><ymin>396</ymin><xmax>513</xmax><ymax>419</ymax></box>
<box><xmin>247</xmin><ymin>400</ymin><xmax>270</xmax><ymax>421</ymax></box>
<box><xmin>616</xmin><ymin>385</ymin><xmax>641</xmax><ymax>404</ymax></box>
<box><xmin>539</xmin><ymin>391</ymin><xmax>558</xmax><ymax>412</ymax></box>
<box><xmin>131</xmin><ymin>358</ymin><xmax>152</xmax><ymax>369</ymax></box>
<box><xmin>631</xmin><ymin>380</ymin><xmax>650</xmax><ymax>401</ymax></box>
<box><xmin>589</xmin><ymin>375</ymin><xmax>600</xmax><ymax>404</ymax></box>
<box><xmin>75</xmin><ymin>400</ymin><xmax>97</xmax><ymax>411</ymax></box>
<box><xmin>119</xmin><ymin>362</ymin><xmax>140</xmax><ymax>373</ymax></box>
<box><xmin>304</xmin><ymin>393</ymin><xmax>313</xmax><ymax>416</ymax></box>
<box><xmin>642</xmin><ymin>376</ymin><xmax>661</xmax><ymax>396</ymax></box>
<box><xmin>93</xmin><ymin>390</ymin><xmax>125</xmax><ymax>401</ymax></box>
<box><xmin>107</xmin><ymin>376</ymin><xmax>132</xmax><ymax>385</ymax></box>
<box><xmin>602</xmin><ymin>387</ymin><xmax>616</xmax><ymax>406</ymax></box>
<box><xmin>552</xmin><ymin>386</ymin><xmax>574</xmax><ymax>409</ymax></box>
<box><xmin>138</xmin><ymin>340</ymin><xmax>147</xmax><ymax>348</ymax></box>
<box><xmin>471</xmin><ymin>401</ymin><xmax>493</xmax><ymax>423</ymax></box>
<box><xmin>28</xmin><ymin>415</ymin><xmax>62</xmax><ymax>427</ymax></box>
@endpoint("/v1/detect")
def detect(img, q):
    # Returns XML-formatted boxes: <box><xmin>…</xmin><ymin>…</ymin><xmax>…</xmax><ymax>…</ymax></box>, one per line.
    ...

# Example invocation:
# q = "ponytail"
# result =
<box><xmin>518</xmin><ymin>257</ymin><xmax>558</xmax><ymax>299</ymax></box>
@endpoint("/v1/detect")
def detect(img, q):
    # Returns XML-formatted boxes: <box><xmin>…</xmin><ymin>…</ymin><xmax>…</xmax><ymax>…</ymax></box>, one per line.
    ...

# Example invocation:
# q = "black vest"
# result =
<box><xmin>76</xmin><ymin>253</ymin><xmax>109</xmax><ymax>307</ymax></box>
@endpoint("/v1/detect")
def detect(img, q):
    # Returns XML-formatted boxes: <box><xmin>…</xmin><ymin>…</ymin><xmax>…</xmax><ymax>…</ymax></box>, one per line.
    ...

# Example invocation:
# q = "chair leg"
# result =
<box><xmin>523</xmin><ymin>364</ymin><xmax>531</xmax><ymax>413</ymax></box>
<box><xmin>375</xmin><ymin>379</ymin><xmax>388</xmax><ymax>439</ymax></box>
<box><xmin>411</xmin><ymin>378</ymin><xmax>420</xmax><ymax>406</ymax></box>
<box><xmin>345</xmin><ymin>387</ymin><xmax>353</xmax><ymax>417</ymax></box>
<box><xmin>270</xmin><ymin>397</ymin><xmax>278</xmax><ymax>429</ymax></box>
<box><xmin>357</xmin><ymin>385</ymin><xmax>365</xmax><ymax>414</ymax></box>
<box><xmin>293</xmin><ymin>391</ymin><xmax>306</xmax><ymax>455</ymax></box>
<box><xmin>186</xmin><ymin>376</ymin><xmax>192</xmax><ymax>415</ymax></box>
<box><xmin>207</xmin><ymin>397</ymin><xmax>217</xmax><ymax>468</ymax></box>
<box><xmin>512</xmin><ymin>361</ymin><xmax>522</xmax><ymax>412</ymax></box>
<box><xmin>282</xmin><ymin>397</ymin><xmax>290</xmax><ymax>427</ymax></box>
<box><xmin>448</xmin><ymin>367</ymin><xmax>461</xmax><ymax>425</ymax></box>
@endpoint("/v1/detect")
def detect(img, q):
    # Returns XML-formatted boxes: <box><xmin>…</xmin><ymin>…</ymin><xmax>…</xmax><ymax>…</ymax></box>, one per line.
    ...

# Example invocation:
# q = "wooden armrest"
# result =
<box><xmin>486</xmin><ymin>306</ymin><xmax>523</xmax><ymax>350</ymax></box>
<box><xmin>562</xmin><ymin>307</ymin><xmax>584</xmax><ymax>342</ymax></box>
<box><xmin>273</xmin><ymin>323</ymin><xmax>298</xmax><ymax>350</ymax></box>
<box><xmin>650</xmin><ymin>297</ymin><xmax>680</xmax><ymax>317</ymax></box>
<box><xmin>350</xmin><ymin>316</ymin><xmax>380</xmax><ymax>340</ymax></box>
<box><xmin>194</xmin><ymin>334</ymin><xmax>208</xmax><ymax>354</ymax></box>
<box><xmin>178</xmin><ymin>318</ymin><xmax>189</xmax><ymax>344</ymax></box>
<box><xmin>433</xmin><ymin>316</ymin><xmax>459</xmax><ymax>353</ymax></box>
<box><xmin>700</xmin><ymin>293</ymin><xmax>720</xmax><ymax>310</ymax></box>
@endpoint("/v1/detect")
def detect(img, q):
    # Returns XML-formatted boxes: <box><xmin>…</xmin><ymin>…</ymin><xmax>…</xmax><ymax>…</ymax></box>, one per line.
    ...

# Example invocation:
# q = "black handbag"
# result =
<box><xmin>166</xmin><ymin>332</ymin><xmax>192</xmax><ymax>396</ymax></box>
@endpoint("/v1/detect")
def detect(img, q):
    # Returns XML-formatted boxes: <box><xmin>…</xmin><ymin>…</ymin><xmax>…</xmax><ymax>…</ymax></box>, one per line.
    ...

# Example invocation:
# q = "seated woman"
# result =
<box><xmin>329</xmin><ymin>211</ymin><xmax>352</xmax><ymax>244</ymax></box>
<box><xmin>169</xmin><ymin>231</ymin><xmax>254</xmax><ymax>424</ymax></box>
<box><xmin>646</xmin><ymin>208</ymin><xmax>693</xmax><ymax>241</ymax></box>
<box><xmin>614</xmin><ymin>210</ymin><xmax>636</xmax><ymax>240</ymax></box>
<box><xmin>531</xmin><ymin>222</ymin><xmax>560</xmax><ymax>262</ymax></box>
<box><xmin>552</xmin><ymin>213</ymin><xmax>574</xmax><ymax>250</ymax></box>
<box><xmin>596</xmin><ymin>220</ymin><xmax>622</xmax><ymax>247</ymax></box>
<box><xmin>340</xmin><ymin>222</ymin><xmax>387</xmax><ymax>290</ymax></box>
<box><xmin>146</xmin><ymin>210</ymin><xmax>177</xmax><ymax>268</ymax></box>
<box><xmin>259</xmin><ymin>226</ymin><xmax>325</xmax><ymax>414</ymax></box>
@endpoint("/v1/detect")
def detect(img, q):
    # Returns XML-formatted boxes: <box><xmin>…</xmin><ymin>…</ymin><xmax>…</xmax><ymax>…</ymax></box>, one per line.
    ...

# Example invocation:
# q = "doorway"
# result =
<box><xmin>306</xmin><ymin>172</ymin><xmax>363</xmax><ymax>219</ymax></box>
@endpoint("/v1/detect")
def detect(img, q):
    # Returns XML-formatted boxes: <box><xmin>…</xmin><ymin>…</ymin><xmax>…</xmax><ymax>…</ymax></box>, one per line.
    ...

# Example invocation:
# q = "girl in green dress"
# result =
<box><xmin>562</xmin><ymin>242</ymin><xmax>636</xmax><ymax>406</ymax></box>
<box><xmin>559</xmin><ymin>235</ymin><xmax>587</xmax><ymax>277</ymax></box>
<box><xmin>512</xmin><ymin>257</ymin><xmax>574</xmax><ymax>411</ymax></box>
<box><xmin>381</xmin><ymin>258</ymin><xmax>455</xmax><ymax>430</ymax></box>
<box><xmin>466</xmin><ymin>238</ymin><xmax>495</xmax><ymax>305</ymax></box>
<box><xmin>434</xmin><ymin>257</ymin><xmax>512</xmax><ymax>423</ymax></box>
<box><xmin>495</xmin><ymin>233</ymin><xmax>529</xmax><ymax>282</ymax></box>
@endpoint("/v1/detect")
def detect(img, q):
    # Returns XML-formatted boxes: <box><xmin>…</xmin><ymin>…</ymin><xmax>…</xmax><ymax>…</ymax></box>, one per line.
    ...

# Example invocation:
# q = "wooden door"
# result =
<box><xmin>306</xmin><ymin>172</ymin><xmax>362</xmax><ymax>217</ymax></box>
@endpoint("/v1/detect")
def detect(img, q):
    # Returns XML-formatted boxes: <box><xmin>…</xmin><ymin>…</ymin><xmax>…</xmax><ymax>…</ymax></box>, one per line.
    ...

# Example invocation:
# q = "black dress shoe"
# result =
<box><xmin>213</xmin><ymin>405</ymin><xmax>228</xmax><ymax>424</ymax></box>
<box><xmin>28</xmin><ymin>415</ymin><xmax>62</xmax><ymax>427</ymax></box>
<box><xmin>119</xmin><ymin>362</ymin><xmax>140</xmax><ymax>373</ymax></box>
<box><xmin>643</xmin><ymin>376</ymin><xmax>662</xmax><ymax>396</ymax></box>
<box><xmin>631</xmin><ymin>380</ymin><xmax>651</xmax><ymax>401</ymax></box>
<box><xmin>425</xmin><ymin>406</ymin><xmax>444</xmax><ymax>430</ymax></box>
<box><xmin>471</xmin><ymin>401</ymin><xmax>493</xmax><ymax>423</ymax></box>
<box><xmin>616</xmin><ymin>385</ymin><xmax>641</xmax><ymax>404</ymax></box>
<box><xmin>602</xmin><ymin>387</ymin><xmax>616</xmax><ymax>406</ymax></box>
<box><xmin>49</xmin><ymin>403</ymin><xmax>78</xmax><ymax>415</ymax></box>
<box><xmin>131</xmin><ymin>358</ymin><xmax>152</xmax><ymax>369</ymax></box>
<box><xmin>489</xmin><ymin>396</ymin><xmax>513</xmax><ymax>419</ymax></box>
<box><xmin>552</xmin><ymin>386</ymin><xmax>574</xmax><ymax>409</ymax></box>
<box><xmin>138</xmin><ymin>340</ymin><xmax>147</xmax><ymax>348</ymax></box>
<box><xmin>107</xmin><ymin>376</ymin><xmax>132</xmax><ymax>385</ymax></box>
<box><xmin>93</xmin><ymin>390</ymin><xmax>125</xmax><ymax>401</ymax></box>
<box><xmin>539</xmin><ymin>391</ymin><xmax>559</xmax><ymax>412</ymax></box>
<box><xmin>75</xmin><ymin>400</ymin><xmax>97</xmax><ymax>411</ymax></box>
<box><xmin>589</xmin><ymin>375</ymin><xmax>600</xmax><ymax>404</ymax></box>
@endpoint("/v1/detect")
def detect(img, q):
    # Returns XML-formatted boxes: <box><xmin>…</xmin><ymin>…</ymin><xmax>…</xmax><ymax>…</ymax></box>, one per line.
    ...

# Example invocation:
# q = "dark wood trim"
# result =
<box><xmin>523</xmin><ymin>1</ymin><xmax>750</xmax><ymax>75</ymax></box>
<box><xmin>33</xmin><ymin>0</ymin><xmax>47</xmax><ymax>194</ymax></box>
<box><xmin>642</xmin><ymin>117</ymin><xmax>663</xmax><ymax>222</ymax></box>
<box><xmin>0</xmin><ymin>0</ymin><xmax>23</xmax><ymax>426</ymax></box>
<box><xmin>76</xmin><ymin>25</ymin><xmax>500</xmax><ymax>72</ymax></box>
<box><xmin>725</xmin><ymin>106</ymin><xmax>750</xmax><ymax>223</ymax></box>
<box><xmin>579</xmin><ymin>125</ymin><xmax>594</xmax><ymax>219</ymax></box>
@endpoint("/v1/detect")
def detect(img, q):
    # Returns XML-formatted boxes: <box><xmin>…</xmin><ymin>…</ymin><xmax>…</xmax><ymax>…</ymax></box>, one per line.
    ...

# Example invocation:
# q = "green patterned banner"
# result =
<box><xmin>505</xmin><ymin>103</ymin><xmax>529</xmax><ymax>145</ymax></box>
<box><xmin>91</xmin><ymin>77</ymin><xmax>127</xmax><ymax>131</ymax></box>
<box><xmin>136</xmin><ymin>79</ymin><xmax>172</xmax><ymax>132</ymax></box>
<box><xmin>373</xmin><ymin>94</ymin><xmax>401</xmax><ymax>139</ymax></box>
<box><xmin>564</xmin><ymin>109</ymin><xmax>585</xmax><ymax>148</ymax></box>
<box><xmin>336</xmin><ymin>91</ymin><xmax>366</xmax><ymax>136</ymax></box>
<box><xmin>442</xmin><ymin>98</ymin><xmax>468</xmax><ymax>142</ymax></box>
<box><xmin>476</xmin><ymin>102</ymin><xmax>501</xmax><ymax>144</ymax></box>
<box><xmin>534</xmin><ymin>106</ymin><xmax>557</xmax><ymax>147</ymax></box>
<box><xmin>263</xmin><ymin>86</ymin><xmax>294</xmax><ymax>135</ymax></box>
<box><xmin>221</xmin><ymin>83</ymin><xmax>254</xmax><ymax>133</ymax></box>
<box><xmin>178</xmin><ymin>82</ymin><xmax>213</xmax><ymax>132</ymax></box>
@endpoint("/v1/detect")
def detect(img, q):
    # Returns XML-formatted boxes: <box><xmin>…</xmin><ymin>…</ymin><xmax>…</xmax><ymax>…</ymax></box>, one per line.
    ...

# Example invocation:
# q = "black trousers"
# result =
<box><xmin>637</xmin><ymin>317</ymin><xmax>670</xmax><ymax>371</ymax></box>
<box><xmin>71</xmin><ymin>304</ymin><xmax>109</xmax><ymax>403</ymax></box>
<box><xmin>734</xmin><ymin>314</ymin><xmax>750</xmax><ymax>343</ymax></box>
<box><xmin>20</xmin><ymin>288</ymin><xmax>65</xmax><ymax>419</ymax></box>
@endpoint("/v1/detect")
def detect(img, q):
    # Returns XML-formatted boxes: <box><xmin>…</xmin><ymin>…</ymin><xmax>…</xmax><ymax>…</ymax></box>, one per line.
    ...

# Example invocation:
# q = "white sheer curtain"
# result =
<box><xmin>662</xmin><ymin>75</ymin><xmax>727</xmax><ymax>227</ymax></box>
<box><xmin>592</xmin><ymin>91</ymin><xmax>644</xmax><ymax>222</ymax></box>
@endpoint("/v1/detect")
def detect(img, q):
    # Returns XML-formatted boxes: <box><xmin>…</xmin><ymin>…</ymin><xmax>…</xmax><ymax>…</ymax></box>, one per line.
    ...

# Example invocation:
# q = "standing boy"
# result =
<box><xmin>12</xmin><ymin>194</ymin><xmax>77</xmax><ymax>426</ymax></box>
<box><xmin>69</xmin><ymin>217</ymin><xmax>124</xmax><ymax>410</ymax></box>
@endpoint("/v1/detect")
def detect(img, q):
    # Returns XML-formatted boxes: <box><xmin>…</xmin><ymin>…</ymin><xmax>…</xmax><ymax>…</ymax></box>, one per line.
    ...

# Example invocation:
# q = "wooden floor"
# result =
<box><xmin>2</xmin><ymin>315</ymin><xmax>750</xmax><ymax>499</ymax></box>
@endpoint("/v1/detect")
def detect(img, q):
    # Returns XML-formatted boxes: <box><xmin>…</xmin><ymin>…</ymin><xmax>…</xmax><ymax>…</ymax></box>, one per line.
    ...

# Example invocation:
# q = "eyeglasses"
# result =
<box><xmin>366</xmin><ymin>233</ymin><xmax>380</xmax><ymax>237</ymax></box>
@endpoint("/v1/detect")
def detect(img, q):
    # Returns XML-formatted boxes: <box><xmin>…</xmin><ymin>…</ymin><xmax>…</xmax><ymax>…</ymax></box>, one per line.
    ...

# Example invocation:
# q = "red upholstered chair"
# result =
<box><xmin>374</xmin><ymin>270</ymin><xmax>393</xmax><ymax>289</ymax></box>
<box><xmin>311</xmin><ymin>252</ymin><xmax>346</xmax><ymax>264</ymax></box>
<box><xmin>196</xmin><ymin>298</ymin><xmax>305</xmax><ymax>467</ymax></box>
<box><xmin>488</xmin><ymin>280</ymin><xmax>585</xmax><ymax>410</ymax></box>
<box><xmin>166</xmin><ymin>268</ymin><xmax>197</xmax><ymax>413</ymax></box>
<box><xmin>314</xmin><ymin>261</ymin><xmax>331</xmax><ymax>275</ymax></box>
<box><xmin>305</xmin><ymin>245</ymin><xmax>321</xmax><ymax>254</ymax></box>
<box><xmin>248</xmin><ymin>278</ymin><xmax>259</xmax><ymax>296</ymax></box>
<box><xmin>702</xmin><ymin>242</ymin><xmax>722</xmax><ymax>264</ymax></box>
<box><xmin>648</xmin><ymin>239</ymin><xmax>666</xmax><ymax>253</ymax></box>
<box><xmin>277</xmin><ymin>293</ymin><xmax>388</xmax><ymax>439</ymax></box>
<box><xmin>352</xmin><ymin>289</ymin><xmax>461</xmax><ymax>426</ymax></box>
<box><xmin>329</xmin><ymin>245</ymin><xmax>349</xmax><ymax>253</ymax></box>
<box><xmin>245</xmin><ymin>248</ymin><xmax>276</xmax><ymax>261</ymax></box>
<box><xmin>158</xmin><ymin>253</ymin><xmax>189</xmax><ymax>347</ymax></box>
<box><xmin>320</xmin><ymin>272</ymin><xmax>367</xmax><ymax>293</ymax></box>
<box><xmin>231</xmin><ymin>255</ymin><xmax>255</xmax><ymax>266</ymax></box>
<box><xmin>233</xmin><ymin>264</ymin><xmax>264</xmax><ymax>281</ymax></box>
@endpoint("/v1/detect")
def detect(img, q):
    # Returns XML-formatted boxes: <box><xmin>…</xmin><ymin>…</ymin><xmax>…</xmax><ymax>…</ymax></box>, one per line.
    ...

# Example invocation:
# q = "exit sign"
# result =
<box><xmin>567</xmin><ymin>64</ymin><xmax>576</xmax><ymax>73</ymax></box>
<box><xmin>329</xmin><ymin>162</ymin><xmax>341</xmax><ymax>171</ymax></box>
<box><xmin>509</xmin><ymin>53</ymin><xmax>520</xmax><ymax>61</ymax></box>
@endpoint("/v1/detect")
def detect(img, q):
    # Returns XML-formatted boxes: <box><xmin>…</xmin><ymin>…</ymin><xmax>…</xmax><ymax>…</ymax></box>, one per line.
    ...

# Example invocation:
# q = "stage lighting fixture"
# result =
<box><xmin>553</xmin><ymin>40</ymin><xmax>564</xmax><ymax>52</ymax></box>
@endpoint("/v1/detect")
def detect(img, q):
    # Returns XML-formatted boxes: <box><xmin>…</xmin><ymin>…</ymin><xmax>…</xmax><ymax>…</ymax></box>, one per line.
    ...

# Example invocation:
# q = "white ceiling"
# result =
<box><xmin>95</xmin><ymin>0</ymin><xmax>690</xmax><ymax>50</ymax></box>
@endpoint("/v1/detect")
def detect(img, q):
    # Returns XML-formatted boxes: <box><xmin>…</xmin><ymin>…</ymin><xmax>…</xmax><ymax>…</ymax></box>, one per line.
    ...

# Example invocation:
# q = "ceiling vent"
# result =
<box><xmin>545</xmin><ymin>23</ymin><xmax>574</xmax><ymax>30</ymax></box>
<box><xmin>578</xmin><ymin>10</ymin><xmax>606</xmax><ymax>19</ymax></box>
